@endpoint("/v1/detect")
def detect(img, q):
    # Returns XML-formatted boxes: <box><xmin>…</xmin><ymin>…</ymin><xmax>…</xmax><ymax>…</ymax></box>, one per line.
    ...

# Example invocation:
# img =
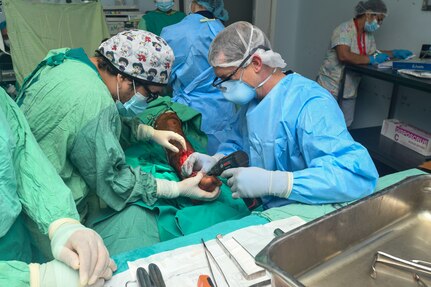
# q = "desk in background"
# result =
<box><xmin>338</xmin><ymin>64</ymin><xmax>431</xmax><ymax>172</ymax></box>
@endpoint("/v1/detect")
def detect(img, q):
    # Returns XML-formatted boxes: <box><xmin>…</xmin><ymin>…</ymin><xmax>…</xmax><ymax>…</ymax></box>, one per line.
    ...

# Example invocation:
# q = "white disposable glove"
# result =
<box><xmin>156</xmin><ymin>172</ymin><xmax>221</xmax><ymax>201</ymax></box>
<box><xmin>181</xmin><ymin>152</ymin><xmax>224</xmax><ymax>177</ymax></box>
<box><xmin>221</xmin><ymin>167</ymin><xmax>293</xmax><ymax>199</ymax></box>
<box><xmin>29</xmin><ymin>260</ymin><xmax>111</xmax><ymax>287</ymax></box>
<box><xmin>49</xmin><ymin>219</ymin><xmax>117</xmax><ymax>286</ymax></box>
<box><xmin>137</xmin><ymin>124</ymin><xmax>186</xmax><ymax>153</ymax></box>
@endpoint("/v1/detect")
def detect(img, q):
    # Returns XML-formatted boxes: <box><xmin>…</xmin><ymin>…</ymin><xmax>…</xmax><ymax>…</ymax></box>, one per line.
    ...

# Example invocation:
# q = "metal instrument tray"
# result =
<box><xmin>256</xmin><ymin>175</ymin><xmax>431</xmax><ymax>286</ymax></box>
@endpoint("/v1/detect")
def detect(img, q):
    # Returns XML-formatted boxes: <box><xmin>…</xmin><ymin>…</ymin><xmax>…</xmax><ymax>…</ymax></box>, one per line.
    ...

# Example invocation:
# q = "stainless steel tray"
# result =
<box><xmin>256</xmin><ymin>174</ymin><xmax>431</xmax><ymax>287</ymax></box>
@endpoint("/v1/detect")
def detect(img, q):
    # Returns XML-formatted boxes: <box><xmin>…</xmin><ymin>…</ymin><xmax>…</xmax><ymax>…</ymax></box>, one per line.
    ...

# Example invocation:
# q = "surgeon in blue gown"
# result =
<box><xmin>182</xmin><ymin>21</ymin><xmax>379</xmax><ymax>209</ymax></box>
<box><xmin>161</xmin><ymin>0</ymin><xmax>238</xmax><ymax>155</ymax></box>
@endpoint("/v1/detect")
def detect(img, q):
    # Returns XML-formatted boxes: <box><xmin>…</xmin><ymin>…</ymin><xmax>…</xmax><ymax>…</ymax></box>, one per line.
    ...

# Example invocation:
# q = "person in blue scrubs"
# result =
<box><xmin>182</xmin><ymin>21</ymin><xmax>379</xmax><ymax>209</ymax></box>
<box><xmin>161</xmin><ymin>0</ymin><xmax>238</xmax><ymax>155</ymax></box>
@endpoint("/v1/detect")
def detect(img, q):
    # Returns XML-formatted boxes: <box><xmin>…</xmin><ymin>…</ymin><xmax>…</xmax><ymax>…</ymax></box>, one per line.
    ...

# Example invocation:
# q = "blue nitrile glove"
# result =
<box><xmin>369</xmin><ymin>53</ymin><xmax>390</xmax><ymax>65</ymax></box>
<box><xmin>392</xmin><ymin>49</ymin><xmax>413</xmax><ymax>59</ymax></box>
<box><xmin>221</xmin><ymin>167</ymin><xmax>293</xmax><ymax>199</ymax></box>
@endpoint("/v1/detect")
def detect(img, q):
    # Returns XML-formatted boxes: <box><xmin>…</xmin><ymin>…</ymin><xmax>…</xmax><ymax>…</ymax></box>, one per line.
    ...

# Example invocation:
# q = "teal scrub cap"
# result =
<box><xmin>196</xmin><ymin>0</ymin><xmax>229</xmax><ymax>21</ymax></box>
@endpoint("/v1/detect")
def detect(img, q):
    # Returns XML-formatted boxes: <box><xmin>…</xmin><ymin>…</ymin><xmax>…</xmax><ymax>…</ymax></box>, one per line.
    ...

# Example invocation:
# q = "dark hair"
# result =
<box><xmin>95</xmin><ymin>51</ymin><xmax>119</xmax><ymax>77</ymax></box>
<box><xmin>119</xmin><ymin>57</ymin><xmax>129</xmax><ymax>66</ymax></box>
<box><xmin>148</xmin><ymin>68</ymin><xmax>157</xmax><ymax>75</ymax></box>
<box><xmin>133</xmin><ymin>62</ymin><xmax>144</xmax><ymax>69</ymax></box>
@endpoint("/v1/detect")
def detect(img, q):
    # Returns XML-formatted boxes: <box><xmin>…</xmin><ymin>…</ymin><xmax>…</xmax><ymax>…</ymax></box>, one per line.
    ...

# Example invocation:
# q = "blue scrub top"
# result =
<box><xmin>218</xmin><ymin>73</ymin><xmax>378</xmax><ymax>208</ymax></box>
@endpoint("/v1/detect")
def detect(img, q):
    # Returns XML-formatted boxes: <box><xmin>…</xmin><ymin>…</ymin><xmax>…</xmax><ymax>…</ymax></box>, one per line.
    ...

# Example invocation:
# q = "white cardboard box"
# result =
<box><xmin>381</xmin><ymin>119</ymin><xmax>431</xmax><ymax>157</ymax></box>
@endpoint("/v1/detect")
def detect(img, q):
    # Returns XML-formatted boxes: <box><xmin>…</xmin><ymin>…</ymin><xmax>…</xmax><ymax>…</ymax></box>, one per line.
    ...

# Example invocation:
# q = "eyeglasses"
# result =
<box><xmin>143</xmin><ymin>85</ymin><xmax>160</xmax><ymax>103</ymax></box>
<box><xmin>368</xmin><ymin>13</ymin><xmax>385</xmax><ymax>24</ymax></box>
<box><xmin>212</xmin><ymin>45</ymin><xmax>270</xmax><ymax>91</ymax></box>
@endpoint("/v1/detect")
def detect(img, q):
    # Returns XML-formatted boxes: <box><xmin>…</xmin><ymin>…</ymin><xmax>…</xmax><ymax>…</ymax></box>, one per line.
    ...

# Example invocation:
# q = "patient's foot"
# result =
<box><xmin>154</xmin><ymin>111</ymin><xmax>221</xmax><ymax>192</ymax></box>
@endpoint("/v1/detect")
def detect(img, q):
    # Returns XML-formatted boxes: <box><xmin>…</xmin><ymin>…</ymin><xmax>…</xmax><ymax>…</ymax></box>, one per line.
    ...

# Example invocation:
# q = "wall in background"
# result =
<box><xmin>269</xmin><ymin>0</ymin><xmax>431</xmax><ymax>131</ymax></box>
<box><xmin>100</xmin><ymin>0</ymin><xmax>179</xmax><ymax>13</ymax></box>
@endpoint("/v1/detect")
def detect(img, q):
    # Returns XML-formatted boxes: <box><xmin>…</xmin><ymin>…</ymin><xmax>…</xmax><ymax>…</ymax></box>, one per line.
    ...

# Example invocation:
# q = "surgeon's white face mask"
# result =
<box><xmin>115</xmin><ymin>80</ymin><xmax>148</xmax><ymax>117</ymax></box>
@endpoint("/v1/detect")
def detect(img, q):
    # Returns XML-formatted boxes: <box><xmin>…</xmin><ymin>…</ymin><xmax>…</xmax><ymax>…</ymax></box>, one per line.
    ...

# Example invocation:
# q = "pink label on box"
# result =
<box><xmin>395</xmin><ymin>126</ymin><xmax>429</xmax><ymax>145</ymax></box>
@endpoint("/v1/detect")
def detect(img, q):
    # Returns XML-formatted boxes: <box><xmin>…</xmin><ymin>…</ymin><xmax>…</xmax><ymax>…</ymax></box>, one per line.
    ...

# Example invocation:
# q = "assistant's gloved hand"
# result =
<box><xmin>156</xmin><ymin>172</ymin><xmax>221</xmax><ymax>201</ymax></box>
<box><xmin>369</xmin><ymin>53</ymin><xmax>390</xmax><ymax>65</ymax></box>
<box><xmin>221</xmin><ymin>167</ymin><xmax>293</xmax><ymax>199</ymax></box>
<box><xmin>137</xmin><ymin>124</ymin><xmax>186</xmax><ymax>153</ymax></box>
<box><xmin>181</xmin><ymin>152</ymin><xmax>224</xmax><ymax>177</ymax></box>
<box><xmin>392</xmin><ymin>49</ymin><xmax>413</xmax><ymax>59</ymax></box>
<box><xmin>29</xmin><ymin>260</ymin><xmax>112</xmax><ymax>287</ymax></box>
<box><xmin>49</xmin><ymin>219</ymin><xmax>117</xmax><ymax>286</ymax></box>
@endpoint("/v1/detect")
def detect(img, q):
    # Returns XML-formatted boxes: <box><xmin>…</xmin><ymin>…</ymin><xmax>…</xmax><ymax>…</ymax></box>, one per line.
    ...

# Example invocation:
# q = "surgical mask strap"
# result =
<box><xmin>255</xmin><ymin>68</ymin><xmax>277</xmax><ymax>90</ymax></box>
<box><xmin>132</xmin><ymin>80</ymin><xmax>137</xmax><ymax>95</ymax></box>
<box><xmin>116</xmin><ymin>81</ymin><xmax>121</xmax><ymax>102</ymax></box>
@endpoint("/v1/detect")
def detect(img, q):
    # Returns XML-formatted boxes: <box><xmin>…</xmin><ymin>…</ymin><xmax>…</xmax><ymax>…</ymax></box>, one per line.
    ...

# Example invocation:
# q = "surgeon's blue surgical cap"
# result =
<box><xmin>196</xmin><ymin>0</ymin><xmax>229</xmax><ymax>21</ymax></box>
<box><xmin>209</xmin><ymin>21</ymin><xmax>286</xmax><ymax>69</ymax></box>
<box><xmin>355</xmin><ymin>0</ymin><xmax>387</xmax><ymax>16</ymax></box>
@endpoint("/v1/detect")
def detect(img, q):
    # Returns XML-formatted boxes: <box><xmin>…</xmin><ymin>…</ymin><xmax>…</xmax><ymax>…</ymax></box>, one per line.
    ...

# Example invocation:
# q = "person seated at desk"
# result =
<box><xmin>0</xmin><ymin>88</ymin><xmax>115</xmax><ymax>287</ymax></box>
<box><xmin>138</xmin><ymin>0</ymin><xmax>186</xmax><ymax>36</ymax></box>
<box><xmin>317</xmin><ymin>0</ymin><xmax>413</xmax><ymax>127</ymax></box>
<box><xmin>16</xmin><ymin>30</ymin><xmax>220</xmax><ymax>256</ymax></box>
<box><xmin>182</xmin><ymin>21</ymin><xmax>379</xmax><ymax>209</ymax></box>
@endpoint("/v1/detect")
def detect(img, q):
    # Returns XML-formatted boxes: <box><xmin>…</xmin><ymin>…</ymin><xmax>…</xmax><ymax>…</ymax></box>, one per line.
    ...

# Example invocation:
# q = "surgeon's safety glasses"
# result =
<box><xmin>143</xmin><ymin>85</ymin><xmax>160</xmax><ymax>103</ymax></box>
<box><xmin>212</xmin><ymin>45</ymin><xmax>270</xmax><ymax>91</ymax></box>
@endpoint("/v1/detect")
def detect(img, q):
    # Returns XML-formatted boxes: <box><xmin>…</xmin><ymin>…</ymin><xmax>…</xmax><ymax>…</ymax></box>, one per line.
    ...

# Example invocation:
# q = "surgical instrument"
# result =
<box><xmin>201</xmin><ymin>238</ymin><xmax>230</xmax><ymax>287</ymax></box>
<box><xmin>136</xmin><ymin>263</ymin><xmax>166</xmax><ymax>287</ymax></box>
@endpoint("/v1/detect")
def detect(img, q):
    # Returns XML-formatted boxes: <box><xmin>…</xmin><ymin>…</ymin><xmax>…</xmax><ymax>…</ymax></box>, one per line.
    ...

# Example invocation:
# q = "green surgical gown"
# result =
<box><xmin>17</xmin><ymin>48</ymin><xmax>160</xmax><ymax>255</ymax></box>
<box><xmin>17</xmin><ymin>48</ymin><xmax>250</xmax><ymax>256</ymax></box>
<box><xmin>138</xmin><ymin>10</ymin><xmax>186</xmax><ymax>36</ymax></box>
<box><xmin>0</xmin><ymin>88</ymin><xmax>79</xmax><ymax>286</ymax></box>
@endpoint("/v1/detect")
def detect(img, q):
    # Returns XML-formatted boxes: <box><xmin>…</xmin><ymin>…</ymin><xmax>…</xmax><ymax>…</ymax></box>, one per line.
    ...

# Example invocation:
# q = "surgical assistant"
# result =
<box><xmin>183</xmin><ymin>21</ymin><xmax>379</xmax><ymax>209</ymax></box>
<box><xmin>138</xmin><ymin>0</ymin><xmax>186</xmax><ymax>36</ymax></box>
<box><xmin>17</xmin><ymin>30</ymin><xmax>220</xmax><ymax>256</ymax></box>
<box><xmin>317</xmin><ymin>0</ymin><xmax>413</xmax><ymax>127</ymax></box>
<box><xmin>0</xmin><ymin>89</ymin><xmax>115</xmax><ymax>287</ymax></box>
<box><xmin>161</xmin><ymin>0</ymin><xmax>238</xmax><ymax>154</ymax></box>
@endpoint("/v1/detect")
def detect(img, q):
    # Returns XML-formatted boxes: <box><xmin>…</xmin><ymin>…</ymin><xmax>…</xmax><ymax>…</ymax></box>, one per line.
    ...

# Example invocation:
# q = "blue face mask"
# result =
<box><xmin>222</xmin><ymin>80</ymin><xmax>256</xmax><ymax>106</ymax></box>
<box><xmin>156</xmin><ymin>1</ymin><xmax>174</xmax><ymax>12</ymax></box>
<box><xmin>116</xmin><ymin>81</ymin><xmax>148</xmax><ymax>117</ymax></box>
<box><xmin>220</xmin><ymin>68</ymin><xmax>276</xmax><ymax>106</ymax></box>
<box><xmin>364</xmin><ymin>18</ymin><xmax>380</xmax><ymax>33</ymax></box>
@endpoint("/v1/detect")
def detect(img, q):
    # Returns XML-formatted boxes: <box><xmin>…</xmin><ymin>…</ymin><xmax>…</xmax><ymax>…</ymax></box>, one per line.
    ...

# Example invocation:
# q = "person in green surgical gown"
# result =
<box><xmin>0</xmin><ymin>88</ymin><xmax>116</xmax><ymax>287</ymax></box>
<box><xmin>16</xmin><ymin>29</ymin><xmax>221</xmax><ymax>256</ymax></box>
<box><xmin>138</xmin><ymin>0</ymin><xmax>186</xmax><ymax>36</ymax></box>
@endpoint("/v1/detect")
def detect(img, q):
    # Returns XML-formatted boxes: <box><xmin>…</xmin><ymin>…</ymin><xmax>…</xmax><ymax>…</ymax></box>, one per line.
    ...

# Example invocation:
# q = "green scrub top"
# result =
<box><xmin>138</xmin><ymin>10</ymin><xmax>186</xmax><ymax>36</ymax></box>
<box><xmin>17</xmin><ymin>48</ymin><xmax>159</xmax><ymax>223</ymax></box>
<box><xmin>0</xmin><ymin>88</ymin><xmax>79</xmax><ymax>287</ymax></box>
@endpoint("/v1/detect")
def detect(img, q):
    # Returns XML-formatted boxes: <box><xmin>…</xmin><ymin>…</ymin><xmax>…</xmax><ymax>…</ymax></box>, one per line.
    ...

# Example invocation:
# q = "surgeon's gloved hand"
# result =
<box><xmin>221</xmin><ymin>167</ymin><xmax>293</xmax><ymax>199</ymax></box>
<box><xmin>137</xmin><ymin>124</ymin><xmax>186</xmax><ymax>153</ymax></box>
<box><xmin>392</xmin><ymin>49</ymin><xmax>413</xmax><ymax>59</ymax></box>
<box><xmin>49</xmin><ymin>219</ymin><xmax>117</xmax><ymax>286</ymax></box>
<box><xmin>152</xmin><ymin>129</ymin><xmax>186</xmax><ymax>153</ymax></box>
<box><xmin>29</xmin><ymin>260</ymin><xmax>111</xmax><ymax>287</ymax></box>
<box><xmin>181</xmin><ymin>152</ymin><xmax>224</xmax><ymax>177</ymax></box>
<box><xmin>156</xmin><ymin>172</ymin><xmax>221</xmax><ymax>201</ymax></box>
<box><xmin>369</xmin><ymin>53</ymin><xmax>390</xmax><ymax>65</ymax></box>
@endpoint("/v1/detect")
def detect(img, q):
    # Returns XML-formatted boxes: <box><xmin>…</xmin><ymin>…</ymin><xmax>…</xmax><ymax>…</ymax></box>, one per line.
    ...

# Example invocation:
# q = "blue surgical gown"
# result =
<box><xmin>217</xmin><ymin>73</ymin><xmax>379</xmax><ymax>208</ymax></box>
<box><xmin>161</xmin><ymin>13</ymin><xmax>237</xmax><ymax>155</ymax></box>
